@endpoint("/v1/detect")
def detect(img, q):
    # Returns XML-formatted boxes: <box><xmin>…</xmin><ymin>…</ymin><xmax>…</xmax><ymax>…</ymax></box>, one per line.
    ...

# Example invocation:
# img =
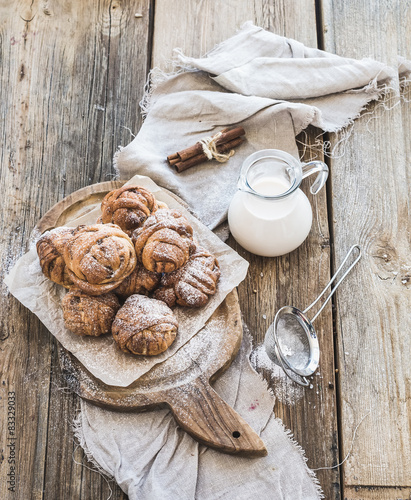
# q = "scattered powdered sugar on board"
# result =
<box><xmin>249</xmin><ymin>344</ymin><xmax>305</xmax><ymax>405</ymax></box>
<box><xmin>135</xmin><ymin>311</ymin><xmax>238</xmax><ymax>401</ymax></box>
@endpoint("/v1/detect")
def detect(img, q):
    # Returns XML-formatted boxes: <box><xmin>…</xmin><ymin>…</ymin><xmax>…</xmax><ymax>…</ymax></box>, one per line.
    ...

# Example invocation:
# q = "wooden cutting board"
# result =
<box><xmin>35</xmin><ymin>181</ymin><xmax>267</xmax><ymax>457</ymax></box>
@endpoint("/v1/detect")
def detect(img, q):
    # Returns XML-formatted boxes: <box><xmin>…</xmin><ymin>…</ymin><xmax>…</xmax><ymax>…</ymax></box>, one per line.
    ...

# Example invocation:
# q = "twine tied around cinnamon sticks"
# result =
<box><xmin>167</xmin><ymin>127</ymin><xmax>245</xmax><ymax>173</ymax></box>
<box><xmin>200</xmin><ymin>132</ymin><xmax>235</xmax><ymax>163</ymax></box>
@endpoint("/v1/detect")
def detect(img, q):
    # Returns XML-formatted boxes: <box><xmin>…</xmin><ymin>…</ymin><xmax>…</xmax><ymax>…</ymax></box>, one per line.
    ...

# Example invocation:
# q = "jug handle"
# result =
<box><xmin>301</xmin><ymin>161</ymin><xmax>329</xmax><ymax>195</ymax></box>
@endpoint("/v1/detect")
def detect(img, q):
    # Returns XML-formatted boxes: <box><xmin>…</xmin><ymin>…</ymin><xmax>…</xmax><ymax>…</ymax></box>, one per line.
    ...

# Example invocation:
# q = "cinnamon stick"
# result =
<box><xmin>179</xmin><ymin>126</ymin><xmax>244</xmax><ymax>162</ymax></box>
<box><xmin>174</xmin><ymin>137</ymin><xmax>244</xmax><ymax>173</ymax></box>
<box><xmin>167</xmin><ymin>126</ymin><xmax>245</xmax><ymax>165</ymax></box>
<box><xmin>168</xmin><ymin>157</ymin><xmax>180</xmax><ymax>166</ymax></box>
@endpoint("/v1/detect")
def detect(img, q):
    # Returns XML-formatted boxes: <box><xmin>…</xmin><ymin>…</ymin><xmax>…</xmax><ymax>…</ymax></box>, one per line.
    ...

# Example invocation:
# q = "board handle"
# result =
<box><xmin>163</xmin><ymin>376</ymin><xmax>267</xmax><ymax>457</ymax></box>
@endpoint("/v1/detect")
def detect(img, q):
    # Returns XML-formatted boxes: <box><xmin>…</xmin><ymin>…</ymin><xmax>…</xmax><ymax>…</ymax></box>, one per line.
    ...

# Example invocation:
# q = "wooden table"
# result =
<box><xmin>1</xmin><ymin>1</ymin><xmax>410</xmax><ymax>499</ymax></box>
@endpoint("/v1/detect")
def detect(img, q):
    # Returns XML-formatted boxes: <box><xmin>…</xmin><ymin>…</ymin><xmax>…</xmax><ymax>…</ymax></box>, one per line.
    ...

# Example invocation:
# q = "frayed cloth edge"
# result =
<box><xmin>112</xmin><ymin>146</ymin><xmax>123</xmax><ymax>179</ymax></box>
<box><xmin>400</xmin><ymin>74</ymin><xmax>411</xmax><ymax>92</ymax></box>
<box><xmin>139</xmin><ymin>66</ymin><xmax>185</xmax><ymax>119</ymax></box>
<box><xmin>316</xmin><ymin>80</ymin><xmax>396</xmax><ymax>134</ymax></box>
<box><xmin>278</xmin><ymin>419</ymin><xmax>326</xmax><ymax>500</ymax></box>
<box><xmin>243</xmin><ymin>325</ymin><xmax>324</xmax><ymax>500</ymax></box>
<box><xmin>72</xmin><ymin>410</ymin><xmax>115</xmax><ymax>481</ymax></box>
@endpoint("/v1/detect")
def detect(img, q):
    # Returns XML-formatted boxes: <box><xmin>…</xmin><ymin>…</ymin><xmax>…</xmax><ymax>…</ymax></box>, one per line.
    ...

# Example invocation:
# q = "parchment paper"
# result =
<box><xmin>4</xmin><ymin>175</ymin><xmax>249</xmax><ymax>386</ymax></box>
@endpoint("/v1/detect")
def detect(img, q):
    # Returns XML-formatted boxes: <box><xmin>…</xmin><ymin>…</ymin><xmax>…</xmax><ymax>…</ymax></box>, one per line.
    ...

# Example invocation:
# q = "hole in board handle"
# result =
<box><xmin>232</xmin><ymin>431</ymin><xmax>241</xmax><ymax>438</ymax></box>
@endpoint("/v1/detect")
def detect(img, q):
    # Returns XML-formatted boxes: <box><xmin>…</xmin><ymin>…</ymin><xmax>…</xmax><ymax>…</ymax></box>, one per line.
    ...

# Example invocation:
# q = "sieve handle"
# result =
<box><xmin>303</xmin><ymin>244</ymin><xmax>362</xmax><ymax>323</ymax></box>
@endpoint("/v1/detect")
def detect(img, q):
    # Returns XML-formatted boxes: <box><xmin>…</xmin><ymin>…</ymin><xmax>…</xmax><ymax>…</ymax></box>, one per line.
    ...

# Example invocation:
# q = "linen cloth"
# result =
<box><xmin>115</xmin><ymin>21</ymin><xmax>396</xmax><ymax>230</ymax></box>
<box><xmin>75</xmin><ymin>332</ymin><xmax>322</xmax><ymax>500</ymax></box>
<box><xmin>75</xmin><ymin>23</ymin><xmax>405</xmax><ymax>499</ymax></box>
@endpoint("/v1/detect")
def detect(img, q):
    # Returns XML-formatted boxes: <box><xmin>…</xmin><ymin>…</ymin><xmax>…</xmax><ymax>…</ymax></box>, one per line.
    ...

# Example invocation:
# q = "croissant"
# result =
<box><xmin>36</xmin><ymin>228</ymin><xmax>74</xmax><ymax>288</ymax></box>
<box><xmin>154</xmin><ymin>245</ymin><xmax>220</xmax><ymax>307</ymax></box>
<box><xmin>112</xmin><ymin>294</ymin><xmax>178</xmax><ymax>355</ymax></box>
<box><xmin>63</xmin><ymin>224</ymin><xmax>136</xmax><ymax>295</ymax></box>
<box><xmin>97</xmin><ymin>200</ymin><xmax>168</xmax><ymax>227</ymax></box>
<box><xmin>62</xmin><ymin>289</ymin><xmax>120</xmax><ymax>336</ymax></box>
<box><xmin>133</xmin><ymin>209</ymin><xmax>195</xmax><ymax>273</ymax></box>
<box><xmin>115</xmin><ymin>261</ymin><xmax>161</xmax><ymax>300</ymax></box>
<box><xmin>100</xmin><ymin>185</ymin><xmax>159</xmax><ymax>235</ymax></box>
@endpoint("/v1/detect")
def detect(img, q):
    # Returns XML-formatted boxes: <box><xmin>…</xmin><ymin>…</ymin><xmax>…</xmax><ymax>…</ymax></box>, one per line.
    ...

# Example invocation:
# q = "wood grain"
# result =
<box><xmin>0</xmin><ymin>1</ymin><xmax>151</xmax><ymax>499</ymax></box>
<box><xmin>152</xmin><ymin>0</ymin><xmax>319</xmax><ymax>70</ymax></box>
<box><xmin>152</xmin><ymin>2</ymin><xmax>339</xmax><ymax>499</ymax></box>
<box><xmin>344</xmin><ymin>487</ymin><xmax>411</xmax><ymax>500</ymax></box>
<box><xmin>35</xmin><ymin>181</ymin><xmax>123</xmax><ymax>232</ymax></box>
<box><xmin>322</xmin><ymin>0</ymin><xmax>411</xmax><ymax>496</ymax></box>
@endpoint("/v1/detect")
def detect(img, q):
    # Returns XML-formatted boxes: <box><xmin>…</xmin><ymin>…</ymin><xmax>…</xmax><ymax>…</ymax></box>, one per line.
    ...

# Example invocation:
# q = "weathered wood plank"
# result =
<box><xmin>240</xmin><ymin>128</ymin><xmax>339</xmax><ymax>499</ymax></box>
<box><xmin>0</xmin><ymin>0</ymin><xmax>151</xmax><ymax>498</ymax></box>
<box><xmin>0</xmin><ymin>312</ymin><xmax>52</xmax><ymax>499</ymax></box>
<box><xmin>345</xmin><ymin>486</ymin><xmax>411</xmax><ymax>500</ymax></box>
<box><xmin>322</xmin><ymin>0</ymin><xmax>411</xmax><ymax>494</ymax></box>
<box><xmin>46</xmin><ymin>348</ymin><xmax>127</xmax><ymax>500</ymax></box>
<box><xmin>152</xmin><ymin>2</ymin><xmax>339</xmax><ymax>499</ymax></box>
<box><xmin>152</xmin><ymin>0</ymin><xmax>319</xmax><ymax>70</ymax></box>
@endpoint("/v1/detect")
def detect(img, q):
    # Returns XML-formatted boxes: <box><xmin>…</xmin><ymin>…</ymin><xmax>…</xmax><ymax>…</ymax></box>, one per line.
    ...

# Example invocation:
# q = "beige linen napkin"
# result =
<box><xmin>75</xmin><ymin>331</ymin><xmax>322</xmax><ymax>500</ymax></box>
<box><xmin>73</xmin><ymin>23</ymin><xmax>408</xmax><ymax>499</ymax></box>
<box><xmin>115</xmin><ymin>21</ymin><xmax>398</xmax><ymax>230</ymax></box>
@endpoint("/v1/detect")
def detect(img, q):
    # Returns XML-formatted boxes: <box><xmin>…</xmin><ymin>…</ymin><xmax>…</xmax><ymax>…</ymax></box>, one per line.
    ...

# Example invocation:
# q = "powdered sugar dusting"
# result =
<box><xmin>155</xmin><ymin>245</ymin><xmax>219</xmax><ymax>307</ymax></box>
<box><xmin>250</xmin><ymin>344</ymin><xmax>304</xmax><ymax>405</ymax></box>
<box><xmin>4</xmin><ymin>175</ymin><xmax>249</xmax><ymax>387</ymax></box>
<box><xmin>138</xmin><ymin>312</ymin><xmax>235</xmax><ymax>395</ymax></box>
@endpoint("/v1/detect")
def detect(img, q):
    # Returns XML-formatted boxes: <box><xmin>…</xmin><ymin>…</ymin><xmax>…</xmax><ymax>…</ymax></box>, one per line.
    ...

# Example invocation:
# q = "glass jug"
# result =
<box><xmin>228</xmin><ymin>149</ymin><xmax>328</xmax><ymax>257</ymax></box>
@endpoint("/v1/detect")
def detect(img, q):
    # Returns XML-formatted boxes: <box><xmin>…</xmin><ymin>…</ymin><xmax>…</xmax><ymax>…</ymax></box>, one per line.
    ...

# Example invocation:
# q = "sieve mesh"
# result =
<box><xmin>276</xmin><ymin>314</ymin><xmax>310</xmax><ymax>371</ymax></box>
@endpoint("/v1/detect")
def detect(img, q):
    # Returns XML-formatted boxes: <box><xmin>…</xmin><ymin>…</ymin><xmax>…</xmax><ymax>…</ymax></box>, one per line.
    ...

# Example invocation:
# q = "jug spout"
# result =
<box><xmin>301</xmin><ymin>161</ymin><xmax>329</xmax><ymax>195</ymax></box>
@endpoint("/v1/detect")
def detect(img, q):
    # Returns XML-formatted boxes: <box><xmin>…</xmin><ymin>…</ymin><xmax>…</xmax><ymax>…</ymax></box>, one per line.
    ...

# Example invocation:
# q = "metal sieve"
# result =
<box><xmin>264</xmin><ymin>244</ymin><xmax>362</xmax><ymax>386</ymax></box>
